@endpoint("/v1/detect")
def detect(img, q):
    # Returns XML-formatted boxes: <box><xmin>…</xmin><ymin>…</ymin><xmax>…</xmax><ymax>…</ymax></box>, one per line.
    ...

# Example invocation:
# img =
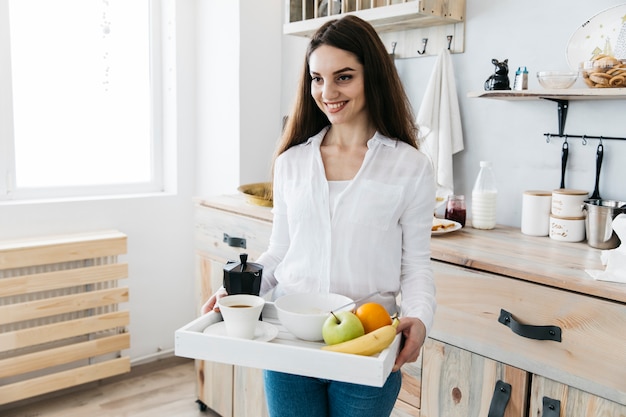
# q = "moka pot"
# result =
<box><xmin>223</xmin><ymin>253</ymin><xmax>262</xmax><ymax>296</ymax></box>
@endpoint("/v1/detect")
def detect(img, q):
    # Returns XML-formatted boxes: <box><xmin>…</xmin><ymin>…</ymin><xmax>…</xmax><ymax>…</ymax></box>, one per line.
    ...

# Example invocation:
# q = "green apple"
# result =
<box><xmin>322</xmin><ymin>311</ymin><xmax>365</xmax><ymax>345</ymax></box>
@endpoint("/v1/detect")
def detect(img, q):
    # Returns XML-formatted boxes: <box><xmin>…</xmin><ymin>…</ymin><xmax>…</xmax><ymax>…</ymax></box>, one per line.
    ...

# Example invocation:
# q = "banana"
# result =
<box><xmin>321</xmin><ymin>318</ymin><xmax>400</xmax><ymax>356</ymax></box>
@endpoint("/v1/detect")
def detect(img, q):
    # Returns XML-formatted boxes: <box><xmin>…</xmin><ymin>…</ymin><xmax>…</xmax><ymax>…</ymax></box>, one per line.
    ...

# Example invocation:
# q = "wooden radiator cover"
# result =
<box><xmin>0</xmin><ymin>230</ymin><xmax>129</xmax><ymax>405</ymax></box>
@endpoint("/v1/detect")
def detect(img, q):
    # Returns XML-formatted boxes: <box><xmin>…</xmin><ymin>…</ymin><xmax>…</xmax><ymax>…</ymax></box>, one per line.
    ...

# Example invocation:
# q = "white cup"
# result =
<box><xmin>551</xmin><ymin>189</ymin><xmax>588</xmax><ymax>217</ymax></box>
<box><xmin>549</xmin><ymin>215</ymin><xmax>586</xmax><ymax>242</ymax></box>
<box><xmin>521</xmin><ymin>190</ymin><xmax>552</xmax><ymax>236</ymax></box>
<box><xmin>217</xmin><ymin>294</ymin><xmax>265</xmax><ymax>339</ymax></box>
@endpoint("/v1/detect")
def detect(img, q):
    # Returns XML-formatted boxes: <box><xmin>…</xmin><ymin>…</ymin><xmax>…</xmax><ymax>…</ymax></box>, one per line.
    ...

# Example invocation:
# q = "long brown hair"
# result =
<box><xmin>276</xmin><ymin>15</ymin><xmax>418</xmax><ymax>160</ymax></box>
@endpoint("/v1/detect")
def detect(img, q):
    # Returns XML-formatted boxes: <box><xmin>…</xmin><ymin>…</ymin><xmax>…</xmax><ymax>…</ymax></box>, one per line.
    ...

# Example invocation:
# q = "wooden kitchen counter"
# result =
<box><xmin>430</xmin><ymin>224</ymin><xmax>626</xmax><ymax>304</ymax></box>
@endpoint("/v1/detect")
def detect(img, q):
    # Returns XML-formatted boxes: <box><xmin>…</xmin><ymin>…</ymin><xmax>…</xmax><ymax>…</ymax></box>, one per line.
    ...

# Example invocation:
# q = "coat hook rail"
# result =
<box><xmin>544</xmin><ymin>133</ymin><xmax>626</xmax><ymax>143</ymax></box>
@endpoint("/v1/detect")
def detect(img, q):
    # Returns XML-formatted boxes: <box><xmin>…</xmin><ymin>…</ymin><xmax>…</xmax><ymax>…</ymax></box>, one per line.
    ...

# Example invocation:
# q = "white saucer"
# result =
<box><xmin>203</xmin><ymin>321</ymin><xmax>278</xmax><ymax>342</ymax></box>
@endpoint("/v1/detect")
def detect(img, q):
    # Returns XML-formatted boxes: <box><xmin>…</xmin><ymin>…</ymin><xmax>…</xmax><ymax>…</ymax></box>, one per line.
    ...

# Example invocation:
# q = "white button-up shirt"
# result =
<box><xmin>257</xmin><ymin>127</ymin><xmax>437</xmax><ymax>333</ymax></box>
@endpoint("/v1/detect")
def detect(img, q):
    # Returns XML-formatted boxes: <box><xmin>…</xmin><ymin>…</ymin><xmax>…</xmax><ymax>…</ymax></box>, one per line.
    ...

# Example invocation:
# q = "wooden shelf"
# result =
<box><xmin>283</xmin><ymin>0</ymin><xmax>465</xmax><ymax>58</ymax></box>
<box><xmin>284</xmin><ymin>1</ymin><xmax>464</xmax><ymax>37</ymax></box>
<box><xmin>469</xmin><ymin>89</ymin><xmax>626</xmax><ymax>140</ymax></box>
<box><xmin>467</xmin><ymin>89</ymin><xmax>626</xmax><ymax>101</ymax></box>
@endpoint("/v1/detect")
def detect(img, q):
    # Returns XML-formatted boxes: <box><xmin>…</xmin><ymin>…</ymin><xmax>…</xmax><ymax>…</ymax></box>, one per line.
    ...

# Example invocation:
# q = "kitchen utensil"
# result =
<box><xmin>560</xmin><ymin>140</ymin><xmax>568</xmax><ymax>189</ymax></box>
<box><xmin>331</xmin><ymin>291</ymin><xmax>380</xmax><ymax>313</ymax></box>
<box><xmin>238</xmin><ymin>182</ymin><xmax>273</xmax><ymax>207</ymax></box>
<box><xmin>274</xmin><ymin>292</ymin><xmax>353</xmax><ymax>341</ymax></box>
<box><xmin>583</xmin><ymin>199</ymin><xmax>626</xmax><ymax>249</ymax></box>
<box><xmin>536</xmin><ymin>71</ymin><xmax>578</xmax><ymax>89</ymax></box>
<box><xmin>217</xmin><ymin>294</ymin><xmax>265</xmax><ymax>339</ymax></box>
<box><xmin>223</xmin><ymin>253</ymin><xmax>262</xmax><ymax>296</ymax></box>
<box><xmin>590</xmin><ymin>143</ymin><xmax>603</xmax><ymax>199</ymax></box>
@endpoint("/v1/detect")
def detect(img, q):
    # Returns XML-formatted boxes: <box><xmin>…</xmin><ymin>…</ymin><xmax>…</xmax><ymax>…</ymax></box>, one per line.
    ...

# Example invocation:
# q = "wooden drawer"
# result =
<box><xmin>195</xmin><ymin>204</ymin><xmax>272</xmax><ymax>263</ymax></box>
<box><xmin>430</xmin><ymin>261</ymin><xmax>626</xmax><ymax>406</ymax></box>
<box><xmin>529</xmin><ymin>375</ymin><xmax>626</xmax><ymax>417</ymax></box>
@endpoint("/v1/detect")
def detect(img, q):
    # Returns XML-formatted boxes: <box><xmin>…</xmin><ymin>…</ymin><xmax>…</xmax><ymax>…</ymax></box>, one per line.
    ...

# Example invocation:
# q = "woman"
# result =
<box><xmin>203</xmin><ymin>15</ymin><xmax>436</xmax><ymax>417</ymax></box>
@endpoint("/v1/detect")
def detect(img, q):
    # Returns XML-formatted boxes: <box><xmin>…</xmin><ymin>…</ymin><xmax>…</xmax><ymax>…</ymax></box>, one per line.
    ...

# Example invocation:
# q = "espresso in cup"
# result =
<box><xmin>217</xmin><ymin>294</ymin><xmax>265</xmax><ymax>339</ymax></box>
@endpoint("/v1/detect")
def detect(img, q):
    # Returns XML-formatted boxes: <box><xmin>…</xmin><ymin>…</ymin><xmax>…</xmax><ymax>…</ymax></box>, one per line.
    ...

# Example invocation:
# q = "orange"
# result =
<box><xmin>355</xmin><ymin>302</ymin><xmax>392</xmax><ymax>334</ymax></box>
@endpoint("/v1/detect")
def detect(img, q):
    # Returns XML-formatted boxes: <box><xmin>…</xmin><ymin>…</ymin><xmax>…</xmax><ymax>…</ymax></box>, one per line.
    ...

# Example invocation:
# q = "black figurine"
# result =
<box><xmin>484</xmin><ymin>58</ymin><xmax>511</xmax><ymax>90</ymax></box>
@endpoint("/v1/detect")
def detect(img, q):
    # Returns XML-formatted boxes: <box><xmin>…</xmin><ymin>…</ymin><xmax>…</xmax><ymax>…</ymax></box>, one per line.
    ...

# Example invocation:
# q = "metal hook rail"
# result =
<box><xmin>541</xmin><ymin>98</ymin><xmax>626</xmax><ymax>143</ymax></box>
<box><xmin>544</xmin><ymin>133</ymin><xmax>626</xmax><ymax>144</ymax></box>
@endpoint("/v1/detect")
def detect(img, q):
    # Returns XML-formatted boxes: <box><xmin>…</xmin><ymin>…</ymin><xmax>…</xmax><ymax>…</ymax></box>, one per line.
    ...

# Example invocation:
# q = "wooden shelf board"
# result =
<box><xmin>468</xmin><ymin>89</ymin><xmax>626</xmax><ymax>101</ymax></box>
<box><xmin>284</xmin><ymin>1</ymin><xmax>463</xmax><ymax>37</ymax></box>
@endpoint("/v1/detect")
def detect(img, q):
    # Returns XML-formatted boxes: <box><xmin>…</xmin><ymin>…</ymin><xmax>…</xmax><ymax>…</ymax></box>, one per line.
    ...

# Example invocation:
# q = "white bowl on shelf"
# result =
<box><xmin>537</xmin><ymin>71</ymin><xmax>578</xmax><ymax>89</ymax></box>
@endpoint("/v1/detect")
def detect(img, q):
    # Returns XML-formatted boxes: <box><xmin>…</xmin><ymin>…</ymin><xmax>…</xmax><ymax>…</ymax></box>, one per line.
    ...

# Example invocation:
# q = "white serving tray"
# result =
<box><xmin>175</xmin><ymin>302</ymin><xmax>401</xmax><ymax>387</ymax></box>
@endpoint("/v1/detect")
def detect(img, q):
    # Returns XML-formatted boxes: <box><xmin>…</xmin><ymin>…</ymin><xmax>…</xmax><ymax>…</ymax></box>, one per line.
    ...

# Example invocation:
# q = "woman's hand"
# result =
<box><xmin>200</xmin><ymin>287</ymin><xmax>228</xmax><ymax>314</ymax></box>
<box><xmin>392</xmin><ymin>316</ymin><xmax>426</xmax><ymax>372</ymax></box>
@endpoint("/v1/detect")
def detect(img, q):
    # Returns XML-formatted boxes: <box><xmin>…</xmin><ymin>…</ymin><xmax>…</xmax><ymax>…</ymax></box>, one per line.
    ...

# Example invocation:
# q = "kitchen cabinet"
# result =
<box><xmin>421</xmin><ymin>339</ymin><xmax>528</xmax><ymax>417</ymax></box>
<box><xmin>428</xmin><ymin>226</ymin><xmax>626</xmax><ymax>417</ymax></box>
<box><xmin>284</xmin><ymin>0</ymin><xmax>466</xmax><ymax>58</ymax></box>
<box><xmin>194</xmin><ymin>195</ymin><xmax>626</xmax><ymax>417</ymax></box>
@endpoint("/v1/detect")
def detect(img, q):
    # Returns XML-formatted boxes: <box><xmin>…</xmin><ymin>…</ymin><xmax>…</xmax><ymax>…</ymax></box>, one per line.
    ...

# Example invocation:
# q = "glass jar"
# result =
<box><xmin>445</xmin><ymin>195</ymin><xmax>466</xmax><ymax>227</ymax></box>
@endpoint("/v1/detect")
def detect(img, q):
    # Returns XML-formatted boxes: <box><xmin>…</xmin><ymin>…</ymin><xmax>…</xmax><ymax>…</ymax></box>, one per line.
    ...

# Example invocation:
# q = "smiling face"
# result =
<box><xmin>308</xmin><ymin>45</ymin><xmax>369</xmax><ymax>127</ymax></box>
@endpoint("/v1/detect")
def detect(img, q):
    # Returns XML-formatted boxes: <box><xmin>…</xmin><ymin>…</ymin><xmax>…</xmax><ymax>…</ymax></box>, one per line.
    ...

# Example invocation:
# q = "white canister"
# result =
<box><xmin>549</xmin><ymin>215</ymin><xmax>586</xmax><ymax>242</ymax></box>
<box><xmin>551</xmin><ymin>189</ymin><xmax>588</xmax><ymax>218</ymax></box>
<box><xmin>521</xmin><ymin>190</ymin><xmax>552</xmax><ymax>236</ymax></box>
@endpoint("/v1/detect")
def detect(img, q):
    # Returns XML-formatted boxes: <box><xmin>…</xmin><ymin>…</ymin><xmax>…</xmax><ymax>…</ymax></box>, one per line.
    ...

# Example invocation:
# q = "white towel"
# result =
<box><xmin>586</xmin><ymin>214</ymin><xmax>626</xmax><ymax>283</ymax></box>
<box><xmin>416</xmin><ymin>49</ymin><xmax>464</xmax><ymax>201</ymax></box>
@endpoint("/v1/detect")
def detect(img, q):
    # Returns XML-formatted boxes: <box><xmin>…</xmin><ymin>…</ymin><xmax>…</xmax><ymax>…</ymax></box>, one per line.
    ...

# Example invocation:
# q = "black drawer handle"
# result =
<box><xmin>487</xmin><ymin>380</ymin><xmax>511</xmax><ymax>417</ymax></box>
<box><xmin>542</xmin><ymin>396</ymin><xmax>561</xmax><ymax>417</ymax></box>
<box><xmin>223</xmin><ymin>233</ymin><xmax>246</xmax><ymax>249</ymax></box>
<box><xmin>498</xmin><ymin>309</ymin><xmax>561</xmax><ymax>342</ymax></box>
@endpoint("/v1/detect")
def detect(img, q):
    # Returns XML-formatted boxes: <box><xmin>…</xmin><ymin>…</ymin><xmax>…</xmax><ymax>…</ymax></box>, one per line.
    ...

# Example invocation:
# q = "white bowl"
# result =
<box><xmin>537</xmin><ymin>71</ymin><xmax>578</xmax><ymax>89</ymax></box>
<box><xmin>274</xmin><ymin>292</ymin><xmax>353</xmax><ymax>341</ymax></box>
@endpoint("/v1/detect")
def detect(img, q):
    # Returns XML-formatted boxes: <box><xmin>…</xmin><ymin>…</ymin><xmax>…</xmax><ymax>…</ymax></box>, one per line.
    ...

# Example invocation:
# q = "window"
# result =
<box><xmin>0</xmin><ymin>0</ymin><xmax>166</xmax><ymax>200</ymax></box>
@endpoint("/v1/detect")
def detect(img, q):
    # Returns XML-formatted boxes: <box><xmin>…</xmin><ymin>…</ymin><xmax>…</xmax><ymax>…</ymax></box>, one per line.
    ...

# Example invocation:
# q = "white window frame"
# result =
<box><xmin>0</xmin><ymin>0</ymin><xmax>174</xmax><ymax>202</ymax></box>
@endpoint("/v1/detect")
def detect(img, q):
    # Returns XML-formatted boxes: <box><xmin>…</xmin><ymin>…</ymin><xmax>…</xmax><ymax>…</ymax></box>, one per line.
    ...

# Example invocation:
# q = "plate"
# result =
<box><xmin>203</xmin><ymin>321</ymin><xmax>279</xmax><ymax>343</ymax></box>
<box><xmin>566</xmin><ymin>4</ymin><xmax>626</xmax><ymax>70</ymax></box>
<box><xmin>431</xmin><ymin>218</ymin><xmax>462</xmax><ymax>235</ymax></box>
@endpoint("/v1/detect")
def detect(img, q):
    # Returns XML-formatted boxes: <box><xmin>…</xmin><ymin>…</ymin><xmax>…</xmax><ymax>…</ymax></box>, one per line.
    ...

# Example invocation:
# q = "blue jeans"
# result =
<box><xmin>263</xmin><ymin>370</ymin><xmax>402</xmax><ymax>417</ymax></box>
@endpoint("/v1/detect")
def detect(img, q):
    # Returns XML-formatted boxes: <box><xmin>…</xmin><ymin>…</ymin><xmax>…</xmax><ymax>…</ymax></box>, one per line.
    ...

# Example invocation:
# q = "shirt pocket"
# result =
<box><xmin>348</xmin><ymin>180</ymin><xmax>403</xmax><ymax>231</ymax></box>
<box><xmin>283</xmin><ymin>179</ymin><xmax>316</xmax><ymax>223</ymax></box>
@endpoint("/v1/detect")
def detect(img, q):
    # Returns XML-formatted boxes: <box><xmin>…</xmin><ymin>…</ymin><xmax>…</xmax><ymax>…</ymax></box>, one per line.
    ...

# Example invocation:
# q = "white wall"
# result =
<box><xmin>280</xmin><ymin>1</ymin><xmax>626</xmax><ymax>226</ymax></box>
<box><xmin>196</xmin><ymin>0</ymin><xmax>282</xmax><ymax>196</ymax></box>
<box><xmin>0</xmin><ymin>2</ymin><xmax>198</xmax><ymax>364</ymax></box>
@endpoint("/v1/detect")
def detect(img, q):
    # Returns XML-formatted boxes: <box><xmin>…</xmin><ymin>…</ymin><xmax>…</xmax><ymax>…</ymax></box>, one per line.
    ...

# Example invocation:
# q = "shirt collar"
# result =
<box><xmin>304</xmin><ymin>127</ymin><xmax>398</xmax><ymax>148</ymax></box>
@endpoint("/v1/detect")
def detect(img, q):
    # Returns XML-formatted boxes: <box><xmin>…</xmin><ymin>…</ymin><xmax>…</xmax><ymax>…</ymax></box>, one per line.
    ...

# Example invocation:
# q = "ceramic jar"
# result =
<box><xmin>551</xmin><ymin>189</ymin><xmax>588</xmax><ymax>218</ymax></box>
<box><xmin>521</xmin><ymin>190</ymin><xmax>552</xmax><ymax>236</ymax></box>
<box><xmin>549</xmin><ymin>215</ymin><xmax>586</xmax><ymax>242</ymax></box>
